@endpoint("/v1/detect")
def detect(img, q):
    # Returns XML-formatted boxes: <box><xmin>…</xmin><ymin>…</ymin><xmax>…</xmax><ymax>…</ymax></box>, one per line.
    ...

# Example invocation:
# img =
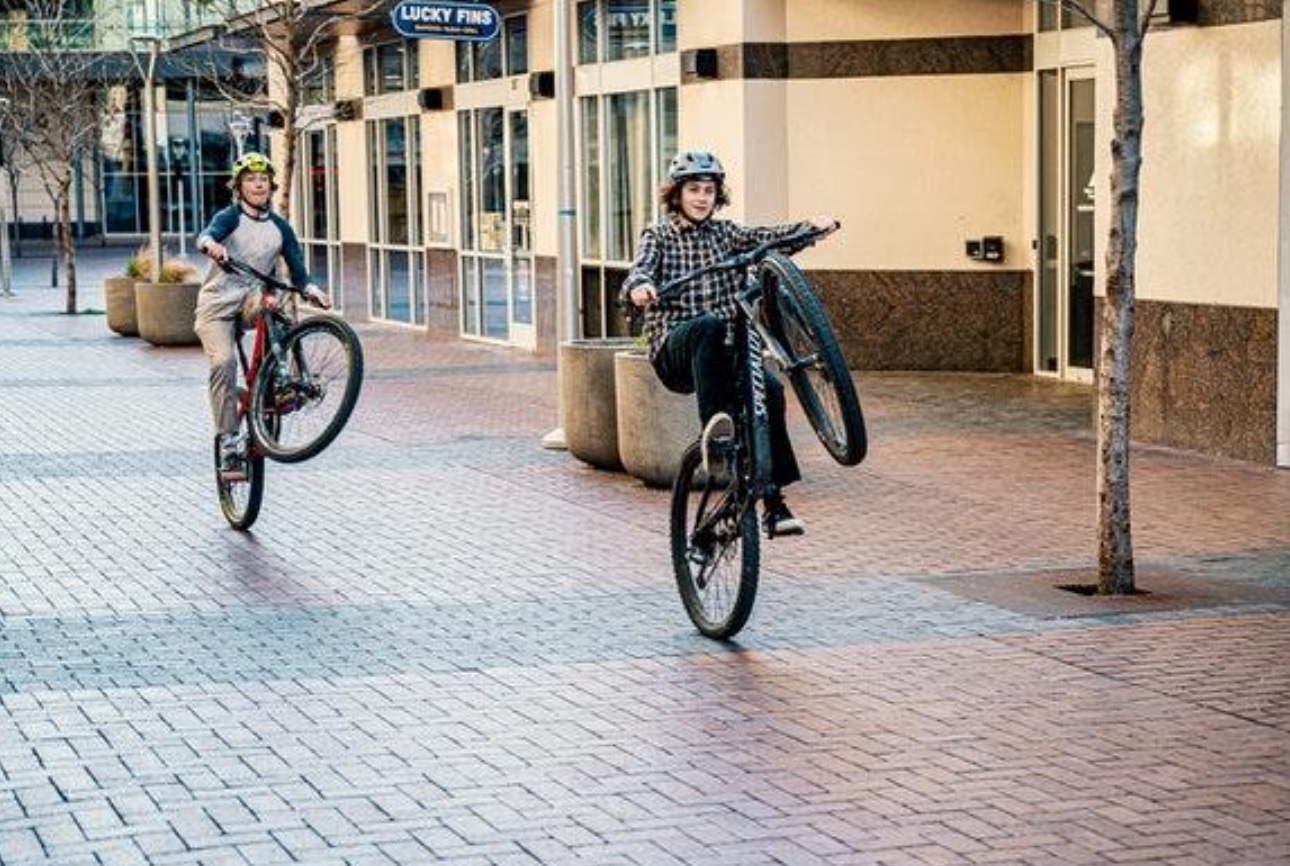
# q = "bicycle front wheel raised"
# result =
<box><xmin>760</xmin><ymin>252</ymin><xmax>867</xmax><ymax>466</ymax></box>
<box><xmin>252</xmin><ymin>316</ymin><xmax>364</xmax><ymax>463</ymax></box>
<box><xmin>670</xmin><ymin>442</ymin><xmax>760</xmax><ymax>640</ymax></box>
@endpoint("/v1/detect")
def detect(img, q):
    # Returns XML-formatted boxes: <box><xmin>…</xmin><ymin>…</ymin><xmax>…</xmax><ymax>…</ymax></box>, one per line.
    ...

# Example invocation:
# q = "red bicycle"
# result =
<box><xmin>215</xmin><ymin>258</ymin><xmax>364</xmax><ymax>530</ymax></box>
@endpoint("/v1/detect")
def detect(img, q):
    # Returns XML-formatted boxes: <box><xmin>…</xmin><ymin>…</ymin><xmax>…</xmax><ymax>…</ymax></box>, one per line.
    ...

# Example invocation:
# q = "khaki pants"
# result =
<box><xmin>195</xmin><ymin>292</ymin><xmax>262</xmax><ymax>436</ymax></box>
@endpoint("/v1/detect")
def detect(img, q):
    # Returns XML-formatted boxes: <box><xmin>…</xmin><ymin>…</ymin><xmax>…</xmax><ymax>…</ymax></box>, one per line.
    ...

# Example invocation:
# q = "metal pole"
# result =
<box><xmin>0</xmin><ymin>96</ymin><xmax>11</xmax><ymax>297</ymax></box>
<box><xmin>556</xmin><ymin>0</ymin><xmax>579</xmax><ymax>345</ymax></box>
<box><xmin>143</xmin><ymin>39</ymin><xmax>163</xmax><ymax>277</ymax></box>
<box><xmin>0</xmin><ymin>170</ymin><xmax>11</xmax><ymax>297</ymax></box>
<box><xmin>542</xmin><ymin>0</ymin><xmax>580</xmax><ymax>450</ymax></box>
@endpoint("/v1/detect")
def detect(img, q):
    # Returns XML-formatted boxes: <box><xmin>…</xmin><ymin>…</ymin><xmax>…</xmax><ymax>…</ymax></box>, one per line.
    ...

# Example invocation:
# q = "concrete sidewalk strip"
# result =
<box><xmin>0</xmin><ymin>265</ymin><xmax>1288</xmax><ymax>866</ymax></box>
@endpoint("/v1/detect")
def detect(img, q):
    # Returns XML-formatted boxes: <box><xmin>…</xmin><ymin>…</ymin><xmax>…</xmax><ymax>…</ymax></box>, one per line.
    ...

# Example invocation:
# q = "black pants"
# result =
<box><xmin>653</xmin><ymin>313</ymin><xmax>801</xmax><ymax>488</ymax></box>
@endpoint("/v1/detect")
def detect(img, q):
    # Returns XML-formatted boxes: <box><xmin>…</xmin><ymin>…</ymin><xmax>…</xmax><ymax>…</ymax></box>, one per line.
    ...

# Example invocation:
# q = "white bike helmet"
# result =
<box><xmin>668</xmin><ymin>150</ymin><xmax>725</xmax><ymax>183</ymax></box>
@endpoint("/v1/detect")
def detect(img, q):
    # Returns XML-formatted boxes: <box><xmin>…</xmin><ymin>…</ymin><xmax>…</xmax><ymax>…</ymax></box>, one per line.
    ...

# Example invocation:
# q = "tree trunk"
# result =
<box><xmin>277</xmin><ymin>93</ymin><xmax>298</xmax><ymax>221</ymax></box>
<box><xmin>58</xmin><ymin>189</ymin><xmax>76</xmax><ymax>314</ymax></box>
<box><xmin>1096</xmin><ymin>1</ymin><xmax>1145</xmax><ymax>594</ymax></box>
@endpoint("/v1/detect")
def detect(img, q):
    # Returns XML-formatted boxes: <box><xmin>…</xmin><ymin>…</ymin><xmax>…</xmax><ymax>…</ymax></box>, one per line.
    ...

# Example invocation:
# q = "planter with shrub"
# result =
<box><xmin>135</xmin><ymin>256</ymin><xmax>201</xmax><ymax>347</ymax></box>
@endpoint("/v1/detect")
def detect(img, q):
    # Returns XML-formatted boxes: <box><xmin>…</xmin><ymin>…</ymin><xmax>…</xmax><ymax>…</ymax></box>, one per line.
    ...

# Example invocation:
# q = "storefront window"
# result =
<box><xmin>607</xmin><ymin>90</ymin><xmax>650</xmax><ymax>261</ymax></box>
<box><xmin>580</xmin><ymin>96</ymin><xmax>601</xmax><ymax>259</ymax></box>
<box><xmin>364</xmin><ymin>41</ymin><xmax>418</xmax><ymax>95</ymax></box>
<box><xmin>456</xmin><ymin>14</ymin><xmax>527</xmax><ymax>82</ymax></box>
<box><xmin>578</xmin><ymin>0</ymin><xmax>675</xmax><ymax>63</ymax></box>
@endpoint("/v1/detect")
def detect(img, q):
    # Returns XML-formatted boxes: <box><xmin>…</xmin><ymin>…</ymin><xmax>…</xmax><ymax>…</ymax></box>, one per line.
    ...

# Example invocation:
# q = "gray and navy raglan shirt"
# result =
<box><xmin>194</xmin><ymin>204</ymin><xmax>311</xmax><ymax>328</ymax></box>
<box><xmin>622</xmin><ymin>212</ymin><xmax>812</xmax><ymax>362</ymax></box>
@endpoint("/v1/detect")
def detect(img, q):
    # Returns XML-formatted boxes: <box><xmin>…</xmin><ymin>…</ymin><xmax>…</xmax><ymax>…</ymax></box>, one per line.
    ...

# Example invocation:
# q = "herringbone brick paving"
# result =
<box><xmin>0</xmin><ymin>247</ymin><xmax>1287</xmax><ymax>865</ymax></box>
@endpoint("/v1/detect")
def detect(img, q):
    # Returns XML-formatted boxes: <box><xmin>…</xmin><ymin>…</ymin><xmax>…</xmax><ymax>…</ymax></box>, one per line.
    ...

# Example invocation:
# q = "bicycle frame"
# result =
<box><xmin>233</xmin><ymin>292</ymin><xmax>294</xmax><ymax>432</ymax></box>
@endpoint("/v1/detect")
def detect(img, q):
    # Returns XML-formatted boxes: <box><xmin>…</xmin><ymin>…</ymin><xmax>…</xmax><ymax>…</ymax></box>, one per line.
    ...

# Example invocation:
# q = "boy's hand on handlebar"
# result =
<box><xmin>304</xmin><ymin>284</ymin><xmax>332</xmax><ymax>309</ymax></box>
<box><xmin>201</xmin><ymin>240</ymin><xmax>229</xmax><ymax>263</ymax></box>
<box><xmin>812</xmin><ymin>217</ymin><xmax>841</xmax><ymax>236</ymax></box>
<box><xmin>629</xmin><ymin>284</ymin><xmax>658</xmax><ymax>307</ymax></box>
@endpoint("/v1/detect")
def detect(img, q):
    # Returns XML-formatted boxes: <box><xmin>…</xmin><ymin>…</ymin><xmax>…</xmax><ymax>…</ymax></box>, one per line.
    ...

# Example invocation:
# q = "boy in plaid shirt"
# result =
<box><xmin>624</xmin><ymin>151</ymin><xmax>837</xmax><ymax>537</ymax></box>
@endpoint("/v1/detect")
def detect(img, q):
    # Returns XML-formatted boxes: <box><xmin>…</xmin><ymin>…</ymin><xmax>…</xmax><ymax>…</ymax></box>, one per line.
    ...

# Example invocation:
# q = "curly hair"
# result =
<box><xmin>659</xmin><ymin>177</ymin><xmax>731</xmax><ymax>214</ymax></box>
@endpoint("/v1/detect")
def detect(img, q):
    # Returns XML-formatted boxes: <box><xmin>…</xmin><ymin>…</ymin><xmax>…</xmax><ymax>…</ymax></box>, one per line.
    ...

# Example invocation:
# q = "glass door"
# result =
<box><xmin>459</xmin><ymin>107</ymin><xmax>533</xmax><ymax>347</ymax></box>
<box><xmin>1037</xmin><ymin>67</ymin><xmax>1096</xmax><ymax>381</ymax></box>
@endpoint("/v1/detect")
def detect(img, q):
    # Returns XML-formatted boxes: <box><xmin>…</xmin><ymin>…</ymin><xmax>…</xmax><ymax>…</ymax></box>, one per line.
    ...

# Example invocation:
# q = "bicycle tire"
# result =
<box><xmin>215</xmin><ymin>423</ymin><xmax>265</xmax><ymax>531</ymax></box>
<box><xmin>670</xmin><ymin>442</ymin><xmax>760</xmax><ymax>640</ymax></box>
<box><xmin>251</xmin><ymin>316</ymin><xmax>363</xmax><ymax>463</ymax></box>
<box><xmin>760</xmin><ymin>252</ymin><xmax>867</xmax><ymax>466</ymax></box>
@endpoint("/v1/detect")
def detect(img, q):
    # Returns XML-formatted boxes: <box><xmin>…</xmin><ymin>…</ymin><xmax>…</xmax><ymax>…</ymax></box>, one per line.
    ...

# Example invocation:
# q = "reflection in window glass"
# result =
<box><xmin>455</xmin><ymin>41</ymin><xmax>471</xmax><ymax>82</ymax></box>
<box><xmin>655</xmin><ymin>87</ymin><xmax>676</xmax><ymax>192</ymax></box>
<box><xmin>577</xmin><ymin>0</ymin><xmax>597</xmax><ymax>64</ymax></box>
<box><xmin>461</xmin><ymin>258</ymin><xmax>481</xmax><ymax>334</ymax></box>
<box><xmin>414</xmin><ymin>253</ymin><xmax>427</xmax><ymax>326</ymax></box>
<box><xmin>483</xmin><ymin>258</ymin><xmax>508</xmax><ymax>339</ymax></box>
<box><xmin>476</xmin><ymin>108</ymin><xmax>505</xmax><ymax>253</ymax></box>
<box><xmin>458</xmin><ymin>113</ymin><xmax>475</xmax><ymax>250</ymax></box>
<box><xmin>607</xmin><ymin>91</ymin><xmax>649</xmax><ymax>261</ymax></box>
<box><xmin>472</xmin><ymin>33</ymin><xmax>503</xmax><ymax>80</ymax></box>
<box><xmin>506</xmin><ymin>15</ymin><xmax>528</xmax><ymax>75</ymax></box>
<box><xmin>510</xmin><ymin>111</ymin><xmax>530</xmax><ymax>250</ymax></box>
<box><xmin>387</xmin><ymin>250</ymin><xmax>411</xmax><ymax>323</ymax></box>
<box><xmin>655</xmin><ymin>0</ymin><xmax>675</xmax><ymax>53</ymax></box>
<box><xmin>580</xmin><ymin>97</ymin><xmax>601</xmax><ymax>259</ymax></box>
<box><xmin>512</xmin><ymin>256</ymin><xmax>532</xmax><ymax>327</ymax></box>
<box><xmin>383</xmin><ymin>119</ymin><xmax>408</xmax><ymax>245</ymax></box>
<box><xmin>606</xmin><ymin>0</ymin><xmax>649</xmax><ymax>61</ymax></box>
<box><xmin>306</xmin><ymin>129</ymin><xmax>328</xmax><ymax>239</ymax></box>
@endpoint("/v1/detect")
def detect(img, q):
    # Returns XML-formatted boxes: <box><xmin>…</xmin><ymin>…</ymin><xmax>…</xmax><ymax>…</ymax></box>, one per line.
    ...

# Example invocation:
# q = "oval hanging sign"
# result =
<box><xmin>390</xmin><ymin>1</ymin><xmax>501</xmax><ymax>41</ymax></box>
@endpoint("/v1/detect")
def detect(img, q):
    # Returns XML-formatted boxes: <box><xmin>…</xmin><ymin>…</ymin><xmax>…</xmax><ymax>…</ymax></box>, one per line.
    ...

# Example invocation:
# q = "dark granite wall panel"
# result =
<box><xmin>426</xmin><ymin>248</ymin><xmax>459</xmax><ymax>340</ymax></box>
<box><xmin>1122</xmin><ymin>299</ymin><xmax>1277</xmax><ymax>464</ymax></box>
<box><xmin>340</xmin><ymin>242</ymin><xmax>369</xmax><ymax>323</ymax></box>
<box><xmin>689</xmin><ymin>35</ymin><xmax>1032</xmax><ymax>82</ymax></box>
<box><xmin>1199</xmin><ymin>0</ymin><xmax>1281</xmax><ymax>25</ymax></box>
<box><xmin>810</xmin><ymin>270</ymin><xmax>1030</xmax><ymax>373</ymax></box>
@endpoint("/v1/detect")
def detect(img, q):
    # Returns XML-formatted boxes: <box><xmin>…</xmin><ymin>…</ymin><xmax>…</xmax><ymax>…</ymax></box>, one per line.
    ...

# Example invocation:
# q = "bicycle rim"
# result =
<box><xmin>760</xmin><ymin>252</ymin><xmax>867</xmax><ymax>466</ymax></box>
<box><xmin>214</xmin><ymin>422</ymin><xmax>265</xmax><ymax>530</ymax></box>
<box><xmin>252</xmin><ymin>317</ymin><xmax>363</xmax><ymax>463</ymax></box>
<box><xmin>670</xmin><ymin>443</ymin><xmax>760</xmax><ymax>639</ymax></box>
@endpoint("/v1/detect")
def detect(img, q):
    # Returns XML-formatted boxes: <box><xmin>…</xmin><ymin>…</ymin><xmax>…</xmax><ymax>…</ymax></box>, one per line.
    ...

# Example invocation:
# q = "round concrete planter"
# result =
<box><xmin>104</xmin><ymin>276</ymin><xmax>138</xmax><ymax>336</ymax></box>
<box><xmin>560</xmin><ymin>337</ymin><xmax>636</xmax><ymax>471</ymax></box>
<box><xmin>135</xmin><ymin>281</ymin><xmax>200</xmax><ymax>346</ymax></box>
<box><xmin>614</xmin><ymin>349</ymin><xmax>701</xmax><ymax>488</ymax></box>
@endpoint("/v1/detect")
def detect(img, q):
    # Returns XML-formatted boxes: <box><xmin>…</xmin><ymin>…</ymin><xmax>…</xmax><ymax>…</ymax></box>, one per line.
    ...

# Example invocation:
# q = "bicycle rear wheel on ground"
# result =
<box><xmin>670</xmin><ymin>442</ymin><xmax>760</xmax><ymax>640</ymax></box>
<box><xmin>759</xmin><ymin>252</ymin><xmax>867</xmax><ymax>466</ymax></box>
<box><xmin>215</xmin><ymin>416</ymin><xmax>265</xmax><ymax>531</ymax></box>
<box><xmin>252</xmin><ymin>316</ymin><xmax>364</xmax><ymax>463</ymax></box>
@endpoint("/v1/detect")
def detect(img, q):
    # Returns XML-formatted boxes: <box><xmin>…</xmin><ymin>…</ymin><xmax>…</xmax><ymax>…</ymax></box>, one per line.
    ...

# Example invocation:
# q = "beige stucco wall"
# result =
<box><xmin>1100</xmin><ymin>20</ymin><xmax>1281</xmax><ymax>308</ymax></box>
<box><xmin>780</xmin><ymin>74</ymin><xmax>1027</xmax><ymax>271</ymax></box>
<box><xmin>682</xmin><ymin>0</ymin><xmax>1026</xmax><ymax>45</ymax></box>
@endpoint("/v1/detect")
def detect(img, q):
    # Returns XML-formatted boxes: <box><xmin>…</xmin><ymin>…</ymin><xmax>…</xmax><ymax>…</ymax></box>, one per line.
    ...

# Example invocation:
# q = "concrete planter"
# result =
<box><xmin>104</xmin><ymin>276</ymin><xmax>138</xmax><ymax>336</ymax></box>
<box><xmin>614</xmin><ymin>349</ymin><xmax>701</xmax><ymax>487</ymax></box>
<box><xmin>135</xmin><ymin>281</ymin><xmax>200</xmax><ymax>346</ymax></box>
<box><xmin>560</xmin><ymin>337</ymin><xmax>637</xmax><ymax>471</ymax></box>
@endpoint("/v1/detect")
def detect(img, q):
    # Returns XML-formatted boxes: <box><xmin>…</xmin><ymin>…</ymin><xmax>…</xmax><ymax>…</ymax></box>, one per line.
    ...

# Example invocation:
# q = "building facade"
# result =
<box><xmin>8</xmin><ymin>1</ymin><xmax>1289</xmax><ymax>468</ymax></box>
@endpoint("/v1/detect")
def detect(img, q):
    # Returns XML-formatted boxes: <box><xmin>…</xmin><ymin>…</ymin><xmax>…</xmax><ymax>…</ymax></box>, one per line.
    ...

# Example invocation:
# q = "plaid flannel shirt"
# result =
<box><xmin>622</xmin><ymin>212</ymin><xmax>812</xmax><ymax>361</ymax></box>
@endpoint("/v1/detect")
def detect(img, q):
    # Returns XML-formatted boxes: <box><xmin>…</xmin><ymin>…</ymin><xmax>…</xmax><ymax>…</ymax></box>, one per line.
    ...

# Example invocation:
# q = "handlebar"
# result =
<box><xmin>656</xmin><ymin>222</ymin><xmax>838</xmax><ymax>301</ymax></box>
<box><xmin>217</xmin><ymin>256</ymin><xmax>298</xmax><ymax>294</ymax></box>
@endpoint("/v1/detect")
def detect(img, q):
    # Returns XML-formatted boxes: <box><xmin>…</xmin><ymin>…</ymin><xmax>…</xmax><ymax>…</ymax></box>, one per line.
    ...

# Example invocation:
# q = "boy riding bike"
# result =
<box><xmin>624</xmin><ymin>150</ymin><xmax>838</xmax><ymax>537</ymax></box>
<box><xmin>195</xmin><ymin>151</ymin><xmax>330</xmax><ymax>480</ymax></box>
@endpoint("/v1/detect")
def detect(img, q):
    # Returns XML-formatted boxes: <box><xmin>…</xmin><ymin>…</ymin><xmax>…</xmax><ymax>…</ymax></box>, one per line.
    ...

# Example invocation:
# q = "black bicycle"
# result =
<box><xmin>665</xmin><ymin>226</ymin><xmax>865</xmax><ymax>639</ymax></box>
<box><xmin>215</xmin><ymin>258</ymin><xmax>364</xmax><ymax>530</ymax></box>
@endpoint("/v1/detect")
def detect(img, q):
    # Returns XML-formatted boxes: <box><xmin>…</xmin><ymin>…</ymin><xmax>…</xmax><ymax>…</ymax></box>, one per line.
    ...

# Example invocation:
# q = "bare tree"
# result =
<box><xmin>0</xmin><ymin>0</ymin><xmax>118</xmax><ymax>313</ymax></box>
<box><xmin>1040</xmin><ymin>0</ymin><xmax>1162</xmax><ymax>594</ymax></box>
<box><xmin>189</xmin><ymin>0</ymin><xmax>384</xmax><ymax>219</ymax></box>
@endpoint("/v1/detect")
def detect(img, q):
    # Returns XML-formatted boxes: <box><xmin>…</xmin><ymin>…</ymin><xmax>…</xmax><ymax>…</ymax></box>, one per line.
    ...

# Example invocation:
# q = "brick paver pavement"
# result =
<box><xmin>1</xmin><ymin>246</ymin><xmax>1287</xmax><ymax>865</ymax></box>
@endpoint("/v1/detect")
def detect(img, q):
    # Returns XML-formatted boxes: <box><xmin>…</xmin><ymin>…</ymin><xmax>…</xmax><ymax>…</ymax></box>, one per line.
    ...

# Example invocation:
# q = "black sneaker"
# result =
<box><xmin>763</xmin><ymin>496</ymin><xmax>805</xmax><ymax>538</ymax></box>
<box><xmin>701</xmin><ymin>412</ymin><xmax>735</xmax><ymax>478</ymax></box>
